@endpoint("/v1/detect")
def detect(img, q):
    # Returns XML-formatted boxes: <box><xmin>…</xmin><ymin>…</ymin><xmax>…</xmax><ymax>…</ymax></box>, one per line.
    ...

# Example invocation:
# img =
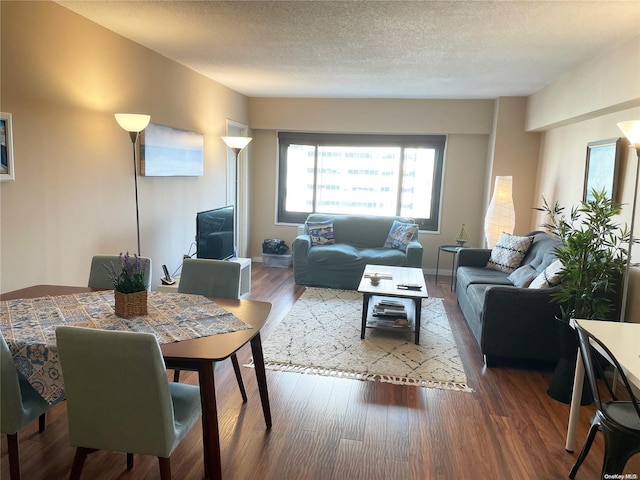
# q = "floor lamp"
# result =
<box><xmin>222</xmin><ymin>136</ymin><xmax>252</xmax><ymax>257</ymax></box>
<box><xmin>115</xmin><ymin>113</ymin><xmax>151</xmax><ymax>256</ymax></box>
<box><xmin>616</xmin><ymin>120</ymin><xmax>640</xmax><ymax>323</ymax></box>
<box><xmin>484</xmin><ymin>175</ymin><xmax>515</xmax><ymax>248</ymax></box>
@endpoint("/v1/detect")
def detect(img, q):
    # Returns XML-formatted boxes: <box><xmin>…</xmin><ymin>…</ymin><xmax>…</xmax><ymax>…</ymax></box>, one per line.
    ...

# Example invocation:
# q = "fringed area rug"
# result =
<box><xmin>256</xmin><ymin>287</ymin><xmax>473</xmax><ymax>392</ymax></box>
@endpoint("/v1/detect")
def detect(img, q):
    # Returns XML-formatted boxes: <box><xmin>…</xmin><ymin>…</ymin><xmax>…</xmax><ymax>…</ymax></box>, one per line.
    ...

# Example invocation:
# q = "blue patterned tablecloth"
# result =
<box><xmin>0</xmin><ymin>290</ymin><xmax>251</xmax><ymax>403</ymax></box>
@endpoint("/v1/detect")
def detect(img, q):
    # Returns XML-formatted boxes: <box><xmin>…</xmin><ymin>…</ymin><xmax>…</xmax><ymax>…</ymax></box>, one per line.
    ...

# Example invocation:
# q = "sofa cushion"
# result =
<box><xmin>465</xmin><ymin>283</ymin><xmax>494</xmax><ymax>323</ymax></box>
<box><xmin>456</xmin><ymin>266</ymin><xmax>512</xmax><ymax>292</ymax></box>
<box><xmin>529</xmin><ymin>259</ymin><xmax>563</xmax><ymax>289</ymax></box>
<box><xmin>521</xmin><ymin>231</ymin><xmax>561</xmax><ymax>271</ymax></box>
<box><xmin>507</xmin><ymin>264</ymin><xmax>538</xmax><ymax>288</ymax></box>
<box><xmin>383</xmin><ymin>220</ymin><xmax>418</xmax><ymax>252</ymax></box>
<box><xmin>306</xmin><ymin>219</ymin><xmax>336</xmax><ymax>246</ymax></box>
<box><xmin>307</xmin><ymin>243</ymin><xmax>361</xmax><ymax>263</ymax></box>
<box><xmin>358</xmin><ymin>247</ymin><xmax>407</xmax><ymax>265</ymax></box>
<box><xmin>486</xmin><ymin>233</ymin><xmax>534</xmax><ymax>274</ymax></box>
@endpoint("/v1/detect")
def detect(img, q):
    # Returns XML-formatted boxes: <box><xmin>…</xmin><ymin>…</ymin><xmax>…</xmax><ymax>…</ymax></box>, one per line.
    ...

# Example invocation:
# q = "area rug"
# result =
<box><xmin>256</xmin><ymin>287</ymin><xmax>472</xmax><ymax>392</ymax></box>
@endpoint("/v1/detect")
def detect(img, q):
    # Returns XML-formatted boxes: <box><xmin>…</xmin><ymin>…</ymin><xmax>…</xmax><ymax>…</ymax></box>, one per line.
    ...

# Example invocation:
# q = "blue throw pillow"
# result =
<box><xmin>383</xmin><ymin>220</ymin><xmax>418</xmax><ymax>252</ymax></box>
<box><xmin>307</xmin><ymin>220</ymin><xmax>336</xmax><ymax>246</ymax></box>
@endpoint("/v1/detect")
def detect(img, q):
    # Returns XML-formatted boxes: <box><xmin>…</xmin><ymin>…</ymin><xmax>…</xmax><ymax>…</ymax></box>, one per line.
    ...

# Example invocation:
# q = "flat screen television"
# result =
<box><xmin>196</xmin><ymin>205</ymin><xmax>235</xmax><ymax>260</ymax></box>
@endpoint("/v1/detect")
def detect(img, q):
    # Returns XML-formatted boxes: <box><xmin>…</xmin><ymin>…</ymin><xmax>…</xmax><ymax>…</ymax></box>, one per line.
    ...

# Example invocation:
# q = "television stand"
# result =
<box><xmin>157</xmin><ymin>257</ymin><xmax>251</xmax><ymax>298</ymax></box>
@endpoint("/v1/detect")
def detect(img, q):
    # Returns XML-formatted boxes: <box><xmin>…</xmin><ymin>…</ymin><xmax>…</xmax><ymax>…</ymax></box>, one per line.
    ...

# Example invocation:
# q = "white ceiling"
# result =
<box><xmin>56</xmin><ymin>0</ymin><xmax>640</xmax><ymax>99</ymax></box>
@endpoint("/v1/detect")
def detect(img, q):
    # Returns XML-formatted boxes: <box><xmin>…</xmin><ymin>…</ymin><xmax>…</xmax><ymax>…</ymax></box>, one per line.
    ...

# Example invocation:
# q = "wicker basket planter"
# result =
<box><xmin>114</xmin><ymin>289</ymin><xmax>148</xmax><ymax>318</ymax></box>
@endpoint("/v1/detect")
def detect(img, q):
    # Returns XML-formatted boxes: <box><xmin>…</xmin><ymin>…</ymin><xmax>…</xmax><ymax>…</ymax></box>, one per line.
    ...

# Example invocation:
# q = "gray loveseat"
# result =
<box><xmin>455</xmin><ymin>231</ymin><xmax>564</xmax><ymax>366</ymax></box>
<box><xmin>292</xmin><ymin>214</ymin><xmax>423</xmax><ymax>290</ymax></box>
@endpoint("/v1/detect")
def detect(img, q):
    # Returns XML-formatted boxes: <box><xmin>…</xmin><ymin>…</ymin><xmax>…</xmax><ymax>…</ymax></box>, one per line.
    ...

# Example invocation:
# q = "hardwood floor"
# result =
<box><xmin>2</xmin><ymin>264</ymin><xmax>638</xmax><ymax>479</ymax></box>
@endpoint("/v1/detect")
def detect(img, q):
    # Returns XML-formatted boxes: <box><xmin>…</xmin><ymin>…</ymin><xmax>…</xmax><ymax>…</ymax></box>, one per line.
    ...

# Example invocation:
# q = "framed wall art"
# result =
<box><xmin>140</xmin><ymin>123</ymin><xmax>204</xmax><ymax>176</ymax></box>
<box><xmin>1</xmin><ymin>112</ymin><xmax>15</xmax><ymax>182</ymax></box>
<box><xmin>583</xmin><ymin>137</ymin><xmax>624</xmax><ymax>202</ymax></box>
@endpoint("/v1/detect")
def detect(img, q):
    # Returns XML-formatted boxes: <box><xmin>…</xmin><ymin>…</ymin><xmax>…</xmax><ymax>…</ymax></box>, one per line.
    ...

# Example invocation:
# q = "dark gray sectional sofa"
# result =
<box><xmin>455</xmin><ymin>231</ymin><xmax>564</xmax><ymax>366</ymax></box>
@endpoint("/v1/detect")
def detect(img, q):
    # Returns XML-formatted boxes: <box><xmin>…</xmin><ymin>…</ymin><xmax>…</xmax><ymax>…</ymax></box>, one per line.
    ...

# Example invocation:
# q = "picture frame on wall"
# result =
<box><xmin>1</xmin><ymin>112</ymin><xmax>15</xmax><ymax>182</ymax></box>
<box><xmin>583</xmin><ymin>137</ymin><xmax>623</xmax><ymax>202</ymax></box>
<box><xmin>140</xmin><ymin>123</ymin><xmax>204</xmax><ymax>176</ymax></box>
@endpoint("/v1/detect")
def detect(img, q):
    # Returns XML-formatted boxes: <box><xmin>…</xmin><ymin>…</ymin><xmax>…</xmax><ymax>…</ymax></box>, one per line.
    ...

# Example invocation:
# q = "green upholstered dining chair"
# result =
<box><xmin>55</xmin><ymin>326</ymin><xmax>202</xmax><ymax>480</ymax></box>
<box><xmin>87</xmin><ymin>254</ymin><xmax>152</xmax><ymax>290</ymax></box>
<box><xmin>178</xmin><ymin>258</ymin><xmax>241</xmax><ymax>299</ymax></box>
<box><xmin>1</xmin><ymin>333</ymin><xmax>64</xmax><ymax>480</ymax></box>
<box><xmin>173</xmin><ymin>258</ymin><xmax>246</xmax><ymax>399</ymax></box>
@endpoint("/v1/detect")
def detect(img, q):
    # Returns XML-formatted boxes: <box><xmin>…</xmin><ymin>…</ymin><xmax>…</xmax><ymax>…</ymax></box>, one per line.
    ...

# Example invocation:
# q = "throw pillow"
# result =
<box><xmin>529</xmin><ymin>259</ymin><xmax>563</xmax><ymax>289</ymax></box>
<box><xmin>486</xmin><ymin>232</ymin><xmax>534</xmax><ymax>274</ymax></box>
<box><xmin>507</xmin><ymin>264</ymin><xmax>539</xmax><ymax>288</ymax></box>
<box><xmin>383</xmin><ymin>220</ymin><xmax>418</xmax><ymax>252</ymax></box>
<box><xmin>307</xmin><ymin>220</ymin><xmax>336</xmax><ymax>246</ymax></box>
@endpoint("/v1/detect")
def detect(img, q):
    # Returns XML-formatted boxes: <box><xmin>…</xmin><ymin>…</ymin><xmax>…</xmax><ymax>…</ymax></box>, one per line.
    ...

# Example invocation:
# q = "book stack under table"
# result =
<box><xmin>370</xmin><ymin>298</ymin><xmax>410</xmax><ymax>328</ymax></box>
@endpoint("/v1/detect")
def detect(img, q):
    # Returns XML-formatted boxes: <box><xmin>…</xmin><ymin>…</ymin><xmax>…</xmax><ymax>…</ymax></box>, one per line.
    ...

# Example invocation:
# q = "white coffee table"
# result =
<box><xmin>357</xmin><ymin>264</ymin><xmax>428</xmax><ymax>344</ymax></box>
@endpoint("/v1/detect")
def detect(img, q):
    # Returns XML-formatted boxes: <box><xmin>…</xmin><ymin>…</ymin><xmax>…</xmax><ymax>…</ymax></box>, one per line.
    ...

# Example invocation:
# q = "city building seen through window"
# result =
<box><xmin>277</xmin><ymin>132</ymin><xmax>446</xmax><ymax>231</ymax></box>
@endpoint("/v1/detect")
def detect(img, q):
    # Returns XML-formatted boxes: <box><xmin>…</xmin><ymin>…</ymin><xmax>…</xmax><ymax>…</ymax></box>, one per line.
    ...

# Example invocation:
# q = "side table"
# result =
<box><xmin>435</xmin><ymin>245</ymin><xmax>469</xmax><ymax>290</ymax></box>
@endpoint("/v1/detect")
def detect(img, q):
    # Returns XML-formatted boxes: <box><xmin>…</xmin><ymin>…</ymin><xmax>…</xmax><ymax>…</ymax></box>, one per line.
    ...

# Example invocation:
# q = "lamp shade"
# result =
<box><xmin>484</xmin><ymin>176</ymin><xmax>515</xmax><ymax>248</ymax></box>
<box><xmin>114</xmin><ymin>113</ymin><xmax>151</xmax><ymax>133</ymax></box>
<box><xmin>222</xmin><ymin>136</ymin><xmax>252</xmax><ymax>151</ymax></box>
<box><xmin>617</xmin><ymin>120</ymin><xmax>640</xmax><ymax>148</ymax></box>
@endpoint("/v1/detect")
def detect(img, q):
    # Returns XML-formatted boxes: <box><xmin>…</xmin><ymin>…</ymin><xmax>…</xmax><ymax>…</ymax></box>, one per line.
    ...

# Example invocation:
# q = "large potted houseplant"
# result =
<box><xmin>537</xmin><ymin>188</ymin><xmax>632</xmax><ymax>403</ymax></box>
<box><xmin>104</xmin><ymin>252</ymin><xmax>148</xmax><ymax>318</ymax></box>
<box><xmin>537</xmin><ymin>188</ymin><xmax>630</xmax><ymax>322</ymax></box>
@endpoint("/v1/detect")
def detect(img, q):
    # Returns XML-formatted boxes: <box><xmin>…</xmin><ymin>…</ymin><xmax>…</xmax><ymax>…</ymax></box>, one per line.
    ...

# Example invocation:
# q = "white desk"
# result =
<box><xmin>157</xmin><ymin>257</ymin><xmax>252</xmax><ymax>299</ymax></box>
<box><xmin>565</xmin><ymin>319</ymin><xmax>640</xmax><ymax>452</ymax></box>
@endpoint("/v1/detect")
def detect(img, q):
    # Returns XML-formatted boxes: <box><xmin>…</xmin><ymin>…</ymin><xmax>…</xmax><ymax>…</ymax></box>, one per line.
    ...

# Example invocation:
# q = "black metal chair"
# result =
<box><xmin>569</xmin><ymin>322</ymin><xmax>640</xmax><ymax>479</ymax></box>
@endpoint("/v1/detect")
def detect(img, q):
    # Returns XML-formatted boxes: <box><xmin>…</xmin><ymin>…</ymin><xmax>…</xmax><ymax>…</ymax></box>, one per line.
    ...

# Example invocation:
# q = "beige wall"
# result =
<box><xmin>526</xmin><ymin>35</ymin><xmax>640</xmax><ymax>131</ymax></box>
<box><xmin>0</xmin><ymin>1</ymin><xmax>248</xmax><ymax>292</ymax></box>
<box><xmin>247</xmin><ymin>97</ymin><xmax>542</xmax><ymax>270</ymax></box>
<box><xmin>528</xmin><ymin>35</ymin><xmax>640</xmax><ymax>323</ymax></box>
<box><xmin>249</xmin><ymin>98</ymin><xmax>494</xmax><ymax>134</ymax></box>
<box><xmin>247</xmin><ymin>98</ymin><xmax>501</xmax><ymax>271</ymax></box>
<box><xmin>487</xmin><ymin>97</ymin><xmax>541</xmax><ymax>235</ymax></box>
<box><xmin>532</xmin><ymin>108</ymin><xmax>640</xmax><ymax>323</ymax></box>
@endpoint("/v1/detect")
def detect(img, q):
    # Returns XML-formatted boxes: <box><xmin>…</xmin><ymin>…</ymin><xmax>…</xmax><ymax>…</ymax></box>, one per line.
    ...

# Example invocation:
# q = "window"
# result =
<box><xmin>277</xmin><ymin>132</ymin><xmax>446</xmax><ymax>231</ymax></box>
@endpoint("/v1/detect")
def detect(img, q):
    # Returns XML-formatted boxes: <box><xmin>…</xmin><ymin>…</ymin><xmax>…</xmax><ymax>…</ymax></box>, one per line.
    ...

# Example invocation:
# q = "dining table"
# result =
<box><xmin>565</xmin><ymin>318</ymin><xmax>640</xmax><ymax>452</ymax></box>
<box><xmin>0</xmin><ymin>285</ymin><xmax>273</xmax><ymax>480</ymax></box>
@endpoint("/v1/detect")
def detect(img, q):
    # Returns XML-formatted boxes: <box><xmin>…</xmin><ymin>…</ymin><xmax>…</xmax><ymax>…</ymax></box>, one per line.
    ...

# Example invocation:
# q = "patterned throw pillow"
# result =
<box><xmin>307</xmin><ymin>220</ymin><xmax>336</xmax><ymax>246</ymax></box>
<box><xmin>383</xmin><ymin>220</ymin><xmax>418</xmax><ymax>252</ymax></box>
<box><xmin>486</xmin><ymin>232</ymin><xmax>534</xmax><ymax>274</ymax></box>
<box><xmin>529</xmin><ymin>259</ymin><xmax>563</xmax><ymax>289</ymax></box>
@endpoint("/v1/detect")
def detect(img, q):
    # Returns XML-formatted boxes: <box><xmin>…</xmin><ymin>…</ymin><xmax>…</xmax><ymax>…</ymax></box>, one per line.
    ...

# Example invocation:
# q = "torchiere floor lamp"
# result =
<box><xmin>222</xmin><ymin>136</ymin><xmax>252</xmax><ymax>256</ymax></box>
<box><xmin>115</xmin><ymin>113</ymin><xmax>151</xmax><ymax>256</ymax></box>
<box><xmin>617</xmin><ymin>120</ymin><xmax>640</xmax><ymax>323</ymax></box>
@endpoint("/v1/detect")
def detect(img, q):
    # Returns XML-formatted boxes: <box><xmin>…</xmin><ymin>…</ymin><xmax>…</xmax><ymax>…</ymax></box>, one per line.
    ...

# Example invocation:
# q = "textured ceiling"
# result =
<box><xmin>56</xmin><ymin>0</ymin><xmax>640</xmax><ymax>99</ymax></box>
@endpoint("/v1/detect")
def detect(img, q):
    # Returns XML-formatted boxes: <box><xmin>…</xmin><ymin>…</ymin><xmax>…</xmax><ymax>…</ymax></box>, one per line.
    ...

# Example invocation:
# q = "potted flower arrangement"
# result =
<box><xmin>104</xmin><ymin>252</ymin><xmax>148</xmax><ymax>318</ymax></box>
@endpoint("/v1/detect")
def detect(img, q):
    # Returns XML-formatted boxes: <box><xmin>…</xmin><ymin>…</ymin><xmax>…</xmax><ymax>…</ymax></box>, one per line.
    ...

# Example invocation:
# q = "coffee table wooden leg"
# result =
<box><xmin>361</xmin><ymin>294</ymin><xmax>370</xmax><ymax>339</ymax></box>
<box><xmin>414</xmin><ymin>298</ymin><xmax>422</xmax><ymax>344</ymax></box>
